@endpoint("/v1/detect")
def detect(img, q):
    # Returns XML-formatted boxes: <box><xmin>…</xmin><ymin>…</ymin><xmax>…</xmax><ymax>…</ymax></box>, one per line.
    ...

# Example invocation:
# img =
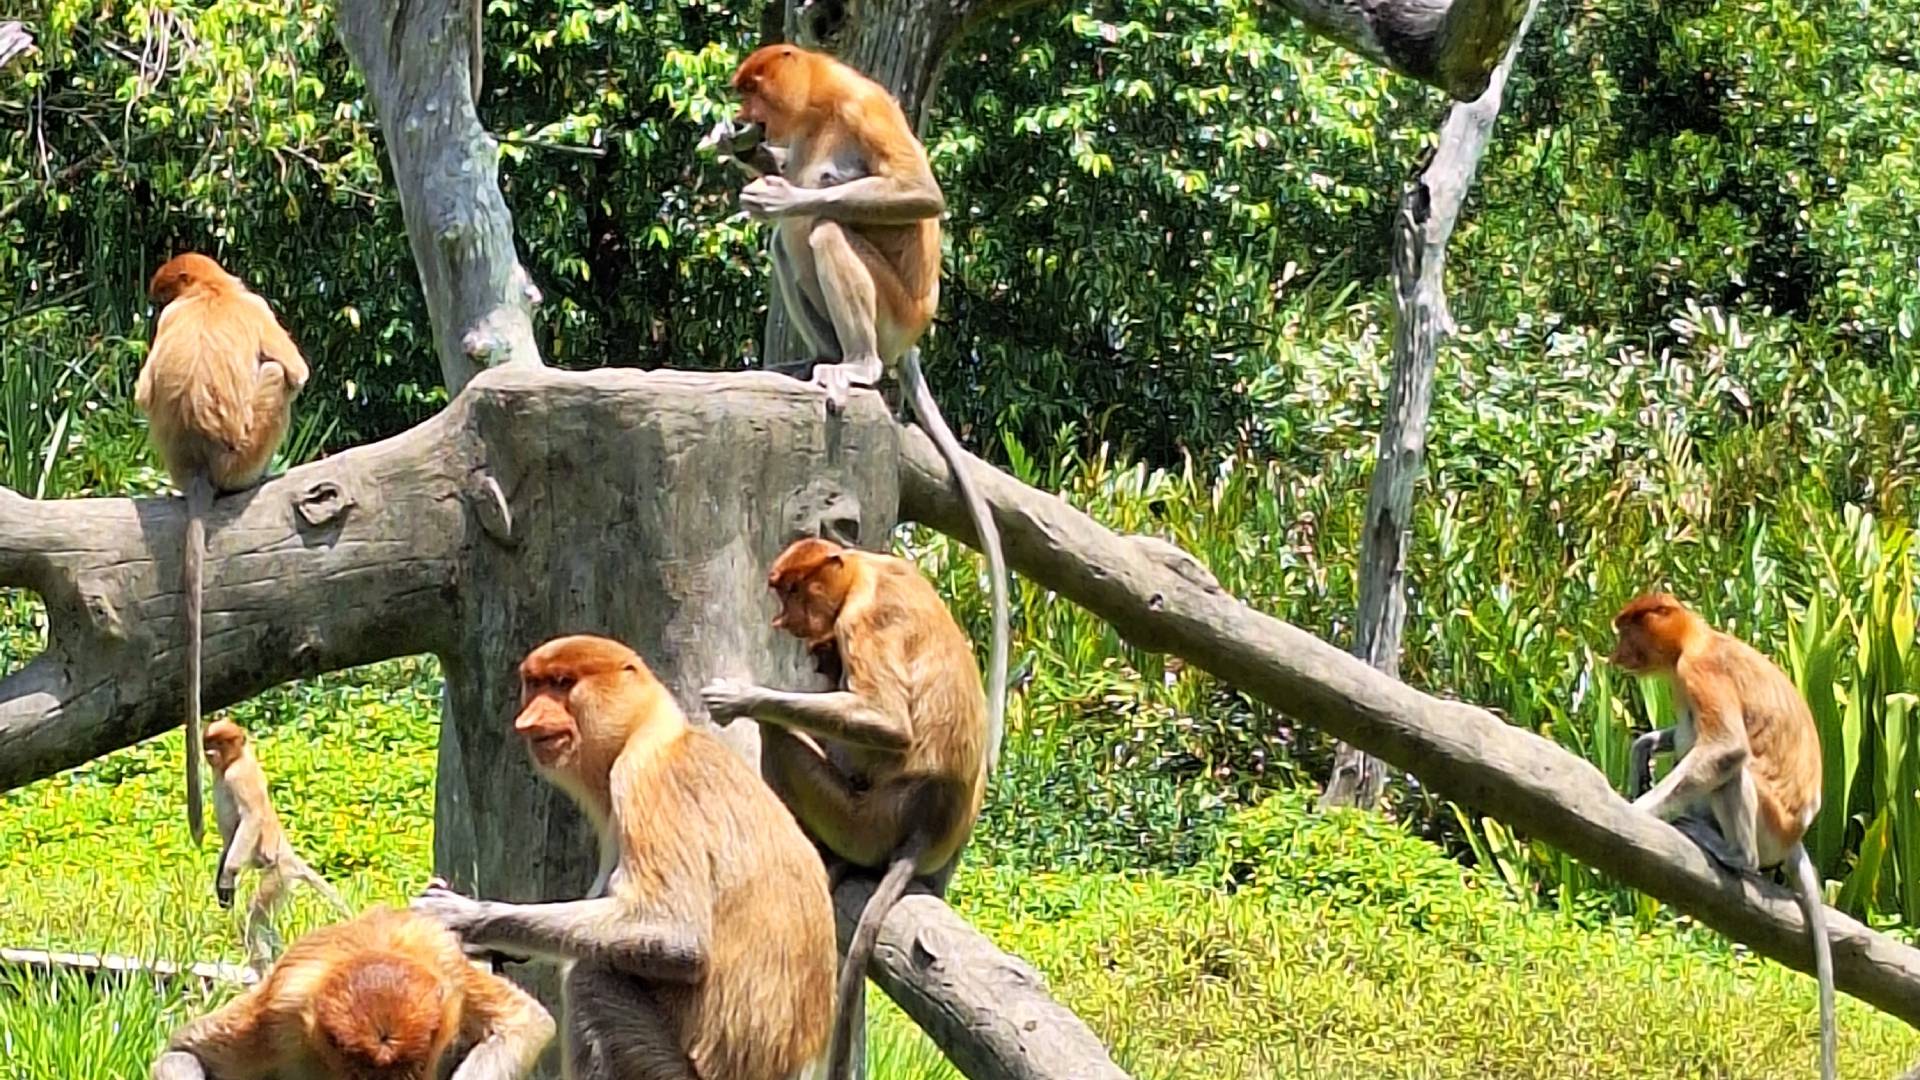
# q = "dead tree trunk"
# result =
<box><xmin>1320</xmin><ymin>0</ymin><xmax>1540</xmax><ymax>811</ymax></box>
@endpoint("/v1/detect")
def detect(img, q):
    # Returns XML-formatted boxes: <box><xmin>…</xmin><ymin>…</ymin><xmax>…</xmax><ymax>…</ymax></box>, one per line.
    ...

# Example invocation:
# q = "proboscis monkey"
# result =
<box><xmin>727</xmin><ymin>44</ymin><xmax>1010</xmax><ymax>777</ymax></box>
<box><xmin>411</xmin><ymin>635</ymin><xmax>835</xmax><ymax>1080</ymax></box>
<box><xmin>203</xmin><ymin>719</ymin><xmax>353</xmax><ymax>972</ymax></box>
<box><xmin>701</xmin><ymin>537</ymin><xmax>989</xmax><ymax>1080</ymax></box>
<box><xmin>136</xmin><ymin>252</ymin><xmax>309</xmax><ymax>848</ymax></box>
<box><xmin>151</xmin><ymin>906</ymin><xmax>554</xmax><ymax>1080</ymax></box>
<box><xmin>1610</xmin><ymin>593</ymin><xmax>1835</xmax><ymax>1080</ymax></box>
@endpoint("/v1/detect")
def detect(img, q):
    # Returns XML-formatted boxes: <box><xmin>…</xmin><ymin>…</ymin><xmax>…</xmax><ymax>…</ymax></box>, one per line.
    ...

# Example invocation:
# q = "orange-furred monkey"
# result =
<box><xmin>412</xmin><ymin>635</ymin><xmax>835</xmax><ymax>1080</ymax></box>
<box><xmin>151</xmin><ymin>906</ymin><xmax>553</xmax><ymax>1080</ymax></box>
<box><xmin>1611</xmin><ymin>593</ymin><xmax>1835</xmax><ymax>1080</ymax></box>
<box><xmin>727</xmin><ymin>45</ymin><xmax>1009</xmax><ymax>779</ymax></box>
<box><xmin>702</xmin><ymin>538</ymin><xmax>989</xmax><ymax>1080</ymax></box>
<box><xmin>136</xmin><ymin>252</ymin><xmax>309</xmax><ymax>848</ymax></box>
<box><xmin>203</xmin><ymin>719</ymin><xmax>353</xmax><ymax>973</ymax></box>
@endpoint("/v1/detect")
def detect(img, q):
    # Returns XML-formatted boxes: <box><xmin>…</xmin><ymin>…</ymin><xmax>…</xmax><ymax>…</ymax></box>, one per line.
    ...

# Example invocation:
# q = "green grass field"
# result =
<box><xmin>2</xmin><ymin>658</ymin><xmax>1916</xmax><ymax>1079</ymax></box>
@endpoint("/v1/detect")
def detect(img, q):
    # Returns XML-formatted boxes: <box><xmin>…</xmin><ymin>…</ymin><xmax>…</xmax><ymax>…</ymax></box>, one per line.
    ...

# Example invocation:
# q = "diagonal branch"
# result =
<box><xmin>831</xmin><ymin>877</ymin><xmax>1131</xmax><ymax>1080</ymax></box>
<box><xmin>897</xmin><ymin>430</ymin><xmax>1920</xmax><ymax>1031</ymax></box>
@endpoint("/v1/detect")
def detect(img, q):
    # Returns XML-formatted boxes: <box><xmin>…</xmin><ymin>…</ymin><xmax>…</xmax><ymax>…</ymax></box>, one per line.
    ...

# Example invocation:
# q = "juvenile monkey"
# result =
<box><xmin>136</xmin><ymin>252</ymin><xmax>309</xmax><ymax>847</ymax></box>
<box><xmin>203</xmin><ymin>719</ymin><xmax>353</xmax><ymax>972</ymax></box>
<box><xmin>412</xmin><ymin>635</ymin><xmax>835</xmax><ymax>1080</ymax></box>
<box><xmin>728</xmin><ymin>45</ymin><xmax>1010</xmax><ymax>776</ymax></box>
<box><xmin>1610</xmin><ymin>593</ymin><xmax>1835</xmax><ymax>1080</ymax></box>
<box><xmin>701</xmin><ymin>537</ymin><xmax>989</xmax><ymax>1080</ymax></box>
<box><xmin>152</xmin><ymin>905</ymin><xmax>554</xmax><ymax>1080</ymax></box>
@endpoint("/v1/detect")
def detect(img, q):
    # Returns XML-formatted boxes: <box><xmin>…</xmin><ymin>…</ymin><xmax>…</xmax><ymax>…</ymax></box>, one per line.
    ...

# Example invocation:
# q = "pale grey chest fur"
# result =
<box><xmin>1670</xmin><ymin>685</ymin><xmax>1698</xmax><ymax>758</ymax></box>
<box><xmin>212</xmin><ymin>778</ymin><xmax>240</xmax><ymax>845</ymax></box>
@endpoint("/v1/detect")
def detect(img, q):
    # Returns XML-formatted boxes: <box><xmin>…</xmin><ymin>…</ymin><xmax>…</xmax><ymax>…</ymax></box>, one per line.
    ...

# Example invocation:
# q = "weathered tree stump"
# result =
<box><xmin>0</xmin><ymin>367</ymin><xmax>1134</xmax><ymax>1079</ymax></box>
<box><xmin>427</xmin><ymin>366</ymin><xmax>901</xmax><ymax>910</ymax></box>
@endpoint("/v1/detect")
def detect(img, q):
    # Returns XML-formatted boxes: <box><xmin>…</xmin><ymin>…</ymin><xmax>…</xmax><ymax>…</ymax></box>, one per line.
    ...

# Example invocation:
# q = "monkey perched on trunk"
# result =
<box><xmin>726</xmin><ymin>44</ymin><xmax>1011</xmax><ymax>780</ymax></box>
<box><xmin>152</xmin><ymin>906</ymin><xmax>553</xmax><ymax>1080</ymax></box>
<box><xmin>413</xmin><ymin>635</ymin><xmax>835</xmax><ymax>1080</ymax></box>
<box><xmin>1610</xmin><ymin>593</ymin><xmax>1835</xmax><ymax>1080</ymax></box>
<box><xmin>136</xmin><ymin>252</ymin><xmax>309</xmax><ymax>848</ymax></box>
<box><xmin>203</xmin><ymin>720</ymin><xmax>352</xmax><ymax>972</ymax></box>
<box><xmin>702</xmin><ymin>537</ymin><xmax>989</xmax><ymax>1080</ymax></box>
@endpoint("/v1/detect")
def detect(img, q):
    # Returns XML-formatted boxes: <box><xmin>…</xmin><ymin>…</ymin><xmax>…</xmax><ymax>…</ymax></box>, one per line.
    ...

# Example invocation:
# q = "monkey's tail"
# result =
<box><xmin>183</xmin><ymin>473</ymin><xmax>213</xmax><ymax>848</ymax></box>
<box><xmin>289</xmin><ymin>854</ymin><xmax>353</xmax><ymax>917</ymax></box>
<box><xmin>900</xmin><ymin>348</ymin><xmax>1008</xmax><ymax>778</ymax></box>
<box><xmin>826</xmin><ymin>848</ymin><xmax>920</xmax><ymax>1080</ymax></box>
<box><xmin>1790</xmin><ymin>843</ymin><xmax>1836</xmax><ymax>1080</ymax></box>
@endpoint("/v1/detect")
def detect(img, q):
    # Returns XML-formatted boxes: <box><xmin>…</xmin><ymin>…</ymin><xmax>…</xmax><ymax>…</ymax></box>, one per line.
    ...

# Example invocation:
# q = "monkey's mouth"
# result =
<box><xmin>524</xmin><ymin>733</ymin><xmax>574</xmax><ymax>765</ymax></box>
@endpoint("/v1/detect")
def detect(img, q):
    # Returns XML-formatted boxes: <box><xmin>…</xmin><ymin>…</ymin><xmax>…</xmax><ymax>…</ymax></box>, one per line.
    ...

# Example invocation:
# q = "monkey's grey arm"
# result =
<box><xmin>1628</xmin><ymin>727</ymin><xmax>1675</xmax><ymax>799</ymax></box>
<box><xmin>704</xmin><ymin>682</ymin><xmax>911</xmax><ymax>752</ymax></box>
<box><xmin>769</xmin><ymin>175</ymin><xmax>945</xmax><ymax>224</ymax></box>
<box><xmin>739</xmin><ymin>160</ymin><xmax>940</xmax><ymax>224</ymax></box>
<box><xmin>151</xmin><ymin>1053</ymin><xmax>205</xmax><ymax>1080</ymax></box>
<box><xmin>1634</xmin><ymin>737</ymin><xmax>1748</xmax><ymax>821</ymax></box>
<box><xmin>419</xmin><ymin>891</ymin><xmax>706</xmax><ymax>983</ymax></box>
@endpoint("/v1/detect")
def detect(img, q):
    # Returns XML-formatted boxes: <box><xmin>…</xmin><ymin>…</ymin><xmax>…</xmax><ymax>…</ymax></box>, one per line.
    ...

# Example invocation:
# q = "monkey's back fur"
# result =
<box><xmin>832</xmin><ymin>549</ymin><xmax>990</xmax><ymax>874</ymax></box>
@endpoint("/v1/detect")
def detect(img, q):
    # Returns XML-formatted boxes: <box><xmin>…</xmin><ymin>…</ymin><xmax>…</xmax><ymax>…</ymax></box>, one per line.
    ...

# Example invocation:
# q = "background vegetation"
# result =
<box><xmin>4</xmin><ymin>0</ymin><xmax>1920</xmax><ymax>1074</ymax></box>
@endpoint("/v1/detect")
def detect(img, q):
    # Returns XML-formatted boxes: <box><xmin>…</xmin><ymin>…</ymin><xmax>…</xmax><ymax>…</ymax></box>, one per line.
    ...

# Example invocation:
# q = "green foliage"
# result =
<box><xmin>8</xmin><ymin>677</ymin><xmax>1918</xmax><ymax>1078</ymax></box>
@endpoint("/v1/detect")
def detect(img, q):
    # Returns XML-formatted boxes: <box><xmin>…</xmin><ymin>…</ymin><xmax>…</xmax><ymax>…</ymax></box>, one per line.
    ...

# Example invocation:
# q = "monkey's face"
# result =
<box><xmin>202</xmin><ymin>722</ymin><xmax>245</xmax><ymax>770</ymax></box>
<box><xmin>1607</xmin><ymin>597</ymin><xmax>1687</xmax><ymax>674</ymax></box>
<box><xmin>770</xmin><ymin>571</ymin><xmax>845</xmax><ymax>647</ymax></box>
<box><xmin>203</xmin><ymin>740</ymin><xmax>236</xmax><ymax>770</ymax></box>
<box><xmin>732</xmin><ymin>45</ymin><xmax>808</xmax><ymax>139</ymax></box>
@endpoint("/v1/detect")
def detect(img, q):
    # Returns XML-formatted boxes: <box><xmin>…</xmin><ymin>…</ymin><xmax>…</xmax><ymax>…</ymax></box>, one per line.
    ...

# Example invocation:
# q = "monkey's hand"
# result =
<box><xmin>740</xmin><ymin>175</ymin><xmax>804</xmax><ymax>219</ymax></box>
<box><xmin>700</xmin><ymin>678</ymin><xmax>768</xmax><ymax>726</ymax></box>
<box><xmin>412</xmin><ymin>883</ymin><xmax>491</xmax><ymax>938</ymax></box>
<box><xmin>215</xmin><ymin>876</ymin><xmax>236</xmax><ymax>909</ymax></box>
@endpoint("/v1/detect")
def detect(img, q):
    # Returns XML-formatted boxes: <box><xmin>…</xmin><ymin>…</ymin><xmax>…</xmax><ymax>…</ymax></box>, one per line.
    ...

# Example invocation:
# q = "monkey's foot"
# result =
<box><xmin>1674</xmin><ymin>816</ymin><xmax>1756</xmax><ymax>874</ymax></box>
<box><xmin>810</xmin><ymin>358</ymin><xmax>882</xmax><ymax>415</ymax></box>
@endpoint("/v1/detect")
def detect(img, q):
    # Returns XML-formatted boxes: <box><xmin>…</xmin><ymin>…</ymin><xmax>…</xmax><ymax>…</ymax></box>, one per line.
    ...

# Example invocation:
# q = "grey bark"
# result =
<box><xmin>335</xmin><ymin>0</ymin><xmax>541</xmax><ymax>394</ymax></box>
<box><xmin>1276</xmin><ymin>0</ymin><xmax>1531</xmax><ymax>100</ymax></box>
<box><xmin>896</xmin><ymin>430</ymin><xmax>1920</xmax><ymax>1031</ymax></box>
<box><xmin>1321</xmin><ymin>0</ymin><xmax>1540</xmax><ymax>811</ymax></box>
<box><xmin>0</xmin><ymin>368</ymin><xmax>1123</xmax><ymax>1080</ymax></box>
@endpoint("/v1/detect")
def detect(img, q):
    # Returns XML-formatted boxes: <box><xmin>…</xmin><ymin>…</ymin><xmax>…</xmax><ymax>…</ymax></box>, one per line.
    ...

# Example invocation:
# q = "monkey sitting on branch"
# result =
<box><xmin>151</xmin><ymin>906</ymin><xmax>554</xmax><ymax>1080</ymax></box>
<box><xmin>702</xmin><ymin>537</ymin><xmax>990</xmax><ymax>1080</ymax></box>
<box><xmin>203</xmin><ymin>719</ymin><xmax>353</xmax><ymax>973</ymax></box>
<box><xmin>136</xmin><ymin>252</ymin><xmax>309</xmax><ymax>850</ymax></box>
<box><xmin>412</xmin><ymin>635</ymin><xmax>836</xmax><ymax>1080</ymax></box>
<box><xmin>1609</xmin><ymin>593</ymin><xmax>1836</xmax><ymax>1080</ymax></box>
<box><xmin>712</xmin><ymin>44</ymin><xmax>1011</xmax><ymax>783</ymax></box>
